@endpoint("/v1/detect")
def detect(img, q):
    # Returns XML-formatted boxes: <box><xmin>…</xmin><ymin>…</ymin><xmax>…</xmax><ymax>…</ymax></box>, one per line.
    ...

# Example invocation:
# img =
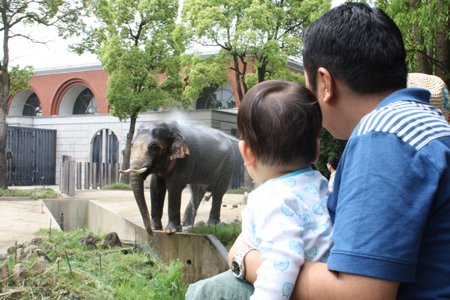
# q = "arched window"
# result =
<box><xmin>196</xmin><ymin>83</ymin><xmax>236</xmax><ymax>109</ymax></box>
<box><xmin>73</xmin><ymin>88</ymin><xmax>97</xmax><ymax>114</ymax></box>
<box><xmin>22</xmin><ymin>93</ymin><xmax>42</xmax><ymax>116</ymax></box>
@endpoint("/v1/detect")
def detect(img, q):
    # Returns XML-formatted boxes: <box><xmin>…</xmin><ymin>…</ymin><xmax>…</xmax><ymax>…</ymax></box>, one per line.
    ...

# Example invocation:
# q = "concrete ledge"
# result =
<box><xmin>0</xmin><ymin>197</ymin><xmax>32</xmax><ymax>201</ymax></box>
<box><xmin>43</xmin><ymin>199</ymin><xmax>229</xmax><ymax>283</ymax></box>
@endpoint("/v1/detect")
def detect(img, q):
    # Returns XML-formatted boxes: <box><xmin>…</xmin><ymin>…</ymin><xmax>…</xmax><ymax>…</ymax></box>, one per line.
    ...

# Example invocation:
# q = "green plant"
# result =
<box><xmin>315</xmin><ymin>128</ymin><xmax>347</xmax><ymax>179</ymax></box>
<box><xmin>2</xmin><ymin>229</ymin><xmax>187</xmax><ymax>299</ymax></box>
<box><xmin>187</xmin><ymin>221</ymin><xmax>242</xmax><ymax>251</ymax></box>
<box><xmin>101</xmin><ymin>183</ymin><xmax>133</xmax><ymax>190</ymax></box>
<box><xmin>0</xmin><ymin>187</ymin><xmax>58</xmax><ymax>199</ymax></box>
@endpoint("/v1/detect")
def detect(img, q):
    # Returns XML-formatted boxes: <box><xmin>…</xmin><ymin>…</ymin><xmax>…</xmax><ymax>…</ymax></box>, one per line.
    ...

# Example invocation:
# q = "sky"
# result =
<box><xmin>5</xmin><ymin>0</ymin><xmax>345</xmax><ymax>71</ymax></box>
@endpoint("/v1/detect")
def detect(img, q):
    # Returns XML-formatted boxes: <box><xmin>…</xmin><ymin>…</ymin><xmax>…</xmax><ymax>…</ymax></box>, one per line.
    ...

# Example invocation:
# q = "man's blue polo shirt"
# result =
<box><xmin>327</xmin><ymin>88</ymin><xmax>450</xmax><ymax>299</ymax></box>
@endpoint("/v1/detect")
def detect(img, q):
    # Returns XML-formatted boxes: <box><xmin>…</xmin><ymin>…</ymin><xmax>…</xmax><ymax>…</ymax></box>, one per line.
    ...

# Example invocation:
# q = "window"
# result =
<box><xmin>22</xmin><ymin>93</ymin><xmax>42</xmax><ymax>116</ymax></box>
<box><xmin>196</xmin><ymin>83</ymin><xmax>236</xmax><ymax>109</ymax></box>
<box><xmin>73</xmin><ymin>88</ymin><xmax>97</xmax><ymax>114</ymax></box>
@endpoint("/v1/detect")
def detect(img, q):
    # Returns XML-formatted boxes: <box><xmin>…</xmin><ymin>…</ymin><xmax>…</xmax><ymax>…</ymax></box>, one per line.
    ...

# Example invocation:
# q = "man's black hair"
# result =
<box><xmin>328</xmin><ymin>156</ymin><xmax>339</xmax><ymax>170</ymax></box>
<box><xmin>302</xmin><ymin>2</ymin><xmax>407</xmax><ymax>95</ymax></box>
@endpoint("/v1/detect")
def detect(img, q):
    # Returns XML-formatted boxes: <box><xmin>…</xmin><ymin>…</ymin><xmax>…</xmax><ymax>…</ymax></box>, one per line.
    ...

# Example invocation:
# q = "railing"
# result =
<box><xmin>60</xmin><ymin>161</ymin><xmax>120</xmax><ymax>196</ymax></box>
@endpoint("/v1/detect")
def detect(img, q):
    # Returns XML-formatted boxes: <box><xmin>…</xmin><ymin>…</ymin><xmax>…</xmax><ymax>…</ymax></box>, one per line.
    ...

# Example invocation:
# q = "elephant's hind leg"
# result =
<box><xmin>182</xmin><ymin>185</ymin><xmax>207</xmax><ymax>227</ymax></box>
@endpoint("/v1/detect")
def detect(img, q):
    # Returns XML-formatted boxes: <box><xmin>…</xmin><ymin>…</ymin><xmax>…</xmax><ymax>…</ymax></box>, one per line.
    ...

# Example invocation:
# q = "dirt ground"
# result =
<box><xmin>0</xmin><ymin>187</ymin><xmax>247</xmax><ymax>255</ymax></box>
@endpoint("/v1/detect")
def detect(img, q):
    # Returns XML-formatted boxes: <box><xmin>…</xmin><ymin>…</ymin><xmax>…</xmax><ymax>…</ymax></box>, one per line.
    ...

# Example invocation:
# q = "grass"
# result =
<box><xmin>0</xmin><ymin>187</ymin><xmax>58</xmax><ymax>200</ymax></box>
<box><xmin>187</xmin><ymin>221</ymin><xmax>242</xmax><ymax>251</ymax></box>
<box><xmin>101</xmin><ymin>183</ymin><xmax>133</xmax><ymax>190</ymax></box>
<box><xmin>226</xmin><ymin>188</ymin><xmax>252</xmax><ymax>194</ymax></box>
<box><xmin>2</xmin><ymin>228</ymin><xmax>187</xmax><ymax>299</ymax></box>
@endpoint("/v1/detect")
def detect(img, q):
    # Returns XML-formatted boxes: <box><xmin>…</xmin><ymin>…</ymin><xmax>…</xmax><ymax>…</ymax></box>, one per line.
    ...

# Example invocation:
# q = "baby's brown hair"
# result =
<box><xmin>237</xmin><ymin>80</ymin><xmax>322</xmax><ymax>167</ymax></box>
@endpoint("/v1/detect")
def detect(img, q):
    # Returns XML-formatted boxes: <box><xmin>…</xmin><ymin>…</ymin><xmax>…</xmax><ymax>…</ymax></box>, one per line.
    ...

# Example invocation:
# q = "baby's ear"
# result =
<box><xmin>311</xmin><ymin>138</ymin><xmax>321</xmax><ymax>164</ymax></box>
<box><xmin>238</xmin><ymin>140</ymin><xmax>255</xmax><ymax>167</ymax></box>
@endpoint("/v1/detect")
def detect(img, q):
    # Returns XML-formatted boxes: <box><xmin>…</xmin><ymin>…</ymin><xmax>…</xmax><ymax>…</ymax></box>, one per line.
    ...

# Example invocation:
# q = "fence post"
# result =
<box><xmin>107</xmin><ymin>163</ymin><xmax>112</xmax><ymax>185</ymax></box>
<box><xmin>76</xmin><ymin>162</ymin><xmax>82</xmax><ymax>190</ymax></box>
<box><xmin>84</xmin><ymin>162</ymin><xmax>90</xmax><ymax>190</ymax></box>
<box><xmin>68</xmin><ymin>160</ymin><xmax>75</xmax><ymax>197</ymax></box>
<box><xmin>99</xmin><ymin>163</ymin><xmax>104</xmax><ymax>189</ymax></box>
<box><xmin>115</xmin><ymin>163</ymin><xmax>119</xmax><ymax>184</ymax></box>
<box><xmin>92</xmin><ymin>162</ymin><xmax>97</xmax><ymax>190</ymax></box>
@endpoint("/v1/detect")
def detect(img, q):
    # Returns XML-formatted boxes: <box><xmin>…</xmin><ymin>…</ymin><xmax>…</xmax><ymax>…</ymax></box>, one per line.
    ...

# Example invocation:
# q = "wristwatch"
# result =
<box><xmin>230</xmin><ymin>246</ymin><xmax>256</xmax><ymax>281</ymax></box>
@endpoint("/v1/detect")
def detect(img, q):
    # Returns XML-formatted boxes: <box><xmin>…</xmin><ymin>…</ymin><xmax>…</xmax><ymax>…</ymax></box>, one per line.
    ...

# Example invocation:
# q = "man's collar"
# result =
<box><xmin>375</xmin><ymin>88</ymin><xmax>431</xmax><ymax>109</ymax></box>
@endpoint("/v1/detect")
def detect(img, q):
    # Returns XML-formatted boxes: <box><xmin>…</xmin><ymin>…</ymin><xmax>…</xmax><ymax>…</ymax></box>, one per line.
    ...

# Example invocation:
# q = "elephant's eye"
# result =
<box><xmin>150</xmin><ymin>144</ymin><xmax>161</xmax><ymax>151</ymax></box>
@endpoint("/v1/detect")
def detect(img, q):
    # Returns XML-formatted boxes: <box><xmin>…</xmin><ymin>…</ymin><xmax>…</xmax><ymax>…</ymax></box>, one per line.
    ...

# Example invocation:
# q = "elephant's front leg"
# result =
<box><xmin>150</xmin><ymin>174</ymin><xmax>166</xmax><ymax>230</ymax></box>
<box><xmin>165</xmin><ymin>184</ymin><xmax>185</xmax><ymax>234</ymax></box>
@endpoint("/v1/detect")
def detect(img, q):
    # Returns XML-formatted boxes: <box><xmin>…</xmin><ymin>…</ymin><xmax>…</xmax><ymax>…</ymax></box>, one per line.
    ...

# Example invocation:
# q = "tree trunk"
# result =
<box><xmin>412</xmin><ymin>22</ymin><xmax>432</xmax><ymax>74</ymax></box>
<box><xmin>232</xmin><ymin>55</ymin><xmax>244</xmax><ymax>103</ymax></box>
<box><xmin>120</xmin><ymin>114</ymin><xmax>137</xmax><ymax>184</ymax></box>
<box><xmin>435</xmin><ymin>4</ymin><xmax>450</xmax><ymax>85</ymax></box>
<box><xmin>257</xmin><ymin>57</ymin><xmax>267</xmax><ymax>83</ymax></box>
<box><xmin>0</xmin><ymin>68</ymin><xmax>9</xmax><ymax>189</ymax></box>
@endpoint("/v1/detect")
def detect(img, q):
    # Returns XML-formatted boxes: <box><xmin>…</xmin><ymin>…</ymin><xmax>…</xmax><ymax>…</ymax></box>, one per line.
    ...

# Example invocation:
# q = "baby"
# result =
<box><xmin>231</xmin><ymin>80</ymin><xmax>333</xmax><ymax>299</ymax></box>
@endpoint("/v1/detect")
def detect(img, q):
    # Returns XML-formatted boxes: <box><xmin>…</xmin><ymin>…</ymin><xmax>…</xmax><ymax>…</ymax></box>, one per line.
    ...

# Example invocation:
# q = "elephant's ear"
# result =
<box><xmin>169</xmin><ymin>131</ymin><xmax>190</xmax><ymax>160</ymax></box>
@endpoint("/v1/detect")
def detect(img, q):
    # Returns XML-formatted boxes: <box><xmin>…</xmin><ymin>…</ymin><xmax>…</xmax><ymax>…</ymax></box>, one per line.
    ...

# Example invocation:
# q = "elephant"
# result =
<box><xmin>119</xmin><ymin>120</ymin><xmax>240</xmax><ymax>235</ymax></box>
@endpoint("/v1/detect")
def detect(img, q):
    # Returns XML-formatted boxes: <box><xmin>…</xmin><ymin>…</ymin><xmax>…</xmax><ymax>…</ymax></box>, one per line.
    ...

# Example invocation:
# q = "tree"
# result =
<box><xmin>0</xmin><ymin>0</ymin><xmax>85</xmax><ymax>188</ymax></box>
<box><xmin>180</xmin><ymin>0</ymin><xmax>330</xmax><ymax>103</ymax></box>
<box><xmin>315</xmin><ymin>128</ymin><xmax>347</xmax><ymax>179</ymax></box>
<box><xmin>377</xmin><ymin>0</ymin><xmax>450</xmax><ymax>85</ymax></box>
<box><xmin>71</xmin><ymin>0</ymin><xmax>185</xmax><ymax>183</ymax></box>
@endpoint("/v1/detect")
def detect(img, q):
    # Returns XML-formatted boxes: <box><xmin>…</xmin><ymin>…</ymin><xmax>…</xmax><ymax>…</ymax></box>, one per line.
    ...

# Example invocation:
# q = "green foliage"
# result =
<box><xmin>187</xmin><ymin>221</ymin><xmax>242</xmax><ymax>251</ymax></box>
<box><xmin>101</xmin><ymin>183</ymin><xmax>133</xmax><ymax>190</ymax></box>
<box><xmin>73</xmin><ymin>0</ymin><xmax>186</xmax><ymax>118</ymax></box>
<box><xmin>180</xmin><ymin>0</ymin><xmax>330</xmax><ymax>101</ymax></box>
<box><xmin>0</xmin><ymin>187</ymin><xmax>58</xmax><ymax>199</ymax></box>
<box><xmin>4</xmin><ymin>228</ymin><xmax>187</xmax><ymax>299</ymax></box>
<box><xmin>315</xmin><ymin>128</ymin><xmax>347</xmax><ymax>178</ymax></box>
<box><xmin>8</xmin><ymin>65</ymin><xmax>34</xmax><ymax>96</ymax></box>
<box><xmin>376</xmin><ymin>0</ymin><xmax>450</xmax><ymax>82</ymax></box>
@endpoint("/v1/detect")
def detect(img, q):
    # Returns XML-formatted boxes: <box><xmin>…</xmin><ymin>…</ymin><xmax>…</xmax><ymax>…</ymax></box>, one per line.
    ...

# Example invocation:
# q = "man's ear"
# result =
<box><xmin>311</xmin><ymin>138</ymin><xmax>321</xmax><ymax>164</ymax></box>
<box><xmin>317</xmin><ymin>67</ymin><xmax>334</xmax><ymax>104</ymax></box>
<box><xmin>238</xmin><ymin>140</ymin><xmax>255</xmax><ymax>167</ymax></box>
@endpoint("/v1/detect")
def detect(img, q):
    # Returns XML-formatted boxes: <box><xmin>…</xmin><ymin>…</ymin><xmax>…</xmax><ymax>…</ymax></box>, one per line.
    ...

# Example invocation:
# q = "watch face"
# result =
<box><xmin>231</xmin><ymin>261</ymin><xmax>241</xmax><ymax>275</ymax></box>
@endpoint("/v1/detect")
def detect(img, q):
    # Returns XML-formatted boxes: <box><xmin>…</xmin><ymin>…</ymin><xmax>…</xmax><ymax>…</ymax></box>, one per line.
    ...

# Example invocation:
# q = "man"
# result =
<box><xmin>186</xmin><ymin>3</ymin><xmax>450</xmax><ymax>299</ymax></box>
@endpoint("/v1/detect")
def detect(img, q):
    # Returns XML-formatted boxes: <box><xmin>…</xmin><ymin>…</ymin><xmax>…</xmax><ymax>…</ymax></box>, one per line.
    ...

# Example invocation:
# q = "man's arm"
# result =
<box><xmin>229</xmin><ymin>237</ymin><xmax>399</xmax><ymax>300</ymax></box>
<box><xmin>295</xmin><ymin>261</ymin><xmax>399</xmax><ymax>300</ymax></box>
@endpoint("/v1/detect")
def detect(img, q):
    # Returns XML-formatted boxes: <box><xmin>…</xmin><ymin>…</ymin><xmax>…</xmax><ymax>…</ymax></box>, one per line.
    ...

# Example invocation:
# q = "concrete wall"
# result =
<box><xmin>7</xmin><ymin>109</ymin><xmax>238</xmax><ymax>185</ymax></box>
<box><xmin>43</xmin><ymin>198</ymin><xmax>229</xmax><ymax>283</ymax></box>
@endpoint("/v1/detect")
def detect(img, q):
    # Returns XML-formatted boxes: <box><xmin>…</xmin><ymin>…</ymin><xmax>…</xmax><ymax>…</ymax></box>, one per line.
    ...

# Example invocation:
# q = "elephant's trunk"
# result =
<box><xmin>119</xmin><ymin>167</ymin><xmax>148</xmax><ymax>174</ymax></box>
<box><xmin>130</xmin><ymin>172</ymin><xmax>153</xmax><ymax>236</ymax></box>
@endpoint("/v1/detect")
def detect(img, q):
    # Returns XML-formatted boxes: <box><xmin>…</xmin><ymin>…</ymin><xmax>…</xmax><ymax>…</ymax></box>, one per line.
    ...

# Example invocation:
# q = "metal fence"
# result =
<box><xmin>7</xmin><ymin>126</ymin><xmax>56</xmax><ymax>186</ymax></box>
<box><xmin>60</xmin><ymin>161</ymin><xmax>120</xmax><ymax>196</ymax></box>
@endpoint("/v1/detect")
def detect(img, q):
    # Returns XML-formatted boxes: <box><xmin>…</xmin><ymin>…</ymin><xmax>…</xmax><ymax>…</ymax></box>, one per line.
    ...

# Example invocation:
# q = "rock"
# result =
<box><xmin>7</xmin><ymin>246</ymin><xmax>15</xmax><ymax>255</ymax></box>
<box><xmin>222</xmin><ymin>204</ymin><xmax>227</xmax><ymax>207</ymax></box>
<box><xmin>0</xmin><ymin>254</ymin><xmax>8</xmax><ymax>261</ymax></box>
<box><xmin>30</xmin><ymin>261</ymin><xmax>44</xmax><ymax>274</ymax></box>
<box><xmin>24</xmin><ymin>245</ymin><xmax>39</xmax><ymax>256</ymax></box>
<box><xmin>12</xmin><ymin>264</ymin><xmax>28</xmax><ymax>283</ymax></box>
<box><xmin>79</xmin><ymin>234</ymin><xmax>97</xmax><ymax>248</ymax></box>
<box><xmin>17</xmin><ymin>243</ymin><xmax>26</xmax><ymax>249</ymax></box>
<box><xmin>33</xmin><ymin>249</ymin><xmax>51</xmax><ymax>262</ymax></box>
<box><xmin>37</xmin><ymin>257</ymin><xmax>50</xmax><ymax>268</ymax></box>
<box><xmin>242</xmin><ymin>192</ymin><xmax>249</xmax><ymax>205</ymax></box>
<box><xmin>43</xmin><ymin>242</ymin><xmax>53</xmax><ymax>253</ymax></box>
<box><xmin>106</xmin><ymin>232</ymin><xmax>122</xmax><ymax>247</ymax></box>
<box><xmin>232</xmin><ymin>204</ymin><xmax>238</xmax><ymax>208</ymax></box>
<box><xmin>98</xmin><ymin>239</ymin><xmax>108</xmax><ymax>248</ymax></box>
<box><xmin>29</xmin><ymin>238</ymin><xmax>44</xmax><ymax>246</ymax></box>
<box><xmin>0</xmin><ymin>263</ymin><xmax>9</xmax><ymax>280</ymax></box>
